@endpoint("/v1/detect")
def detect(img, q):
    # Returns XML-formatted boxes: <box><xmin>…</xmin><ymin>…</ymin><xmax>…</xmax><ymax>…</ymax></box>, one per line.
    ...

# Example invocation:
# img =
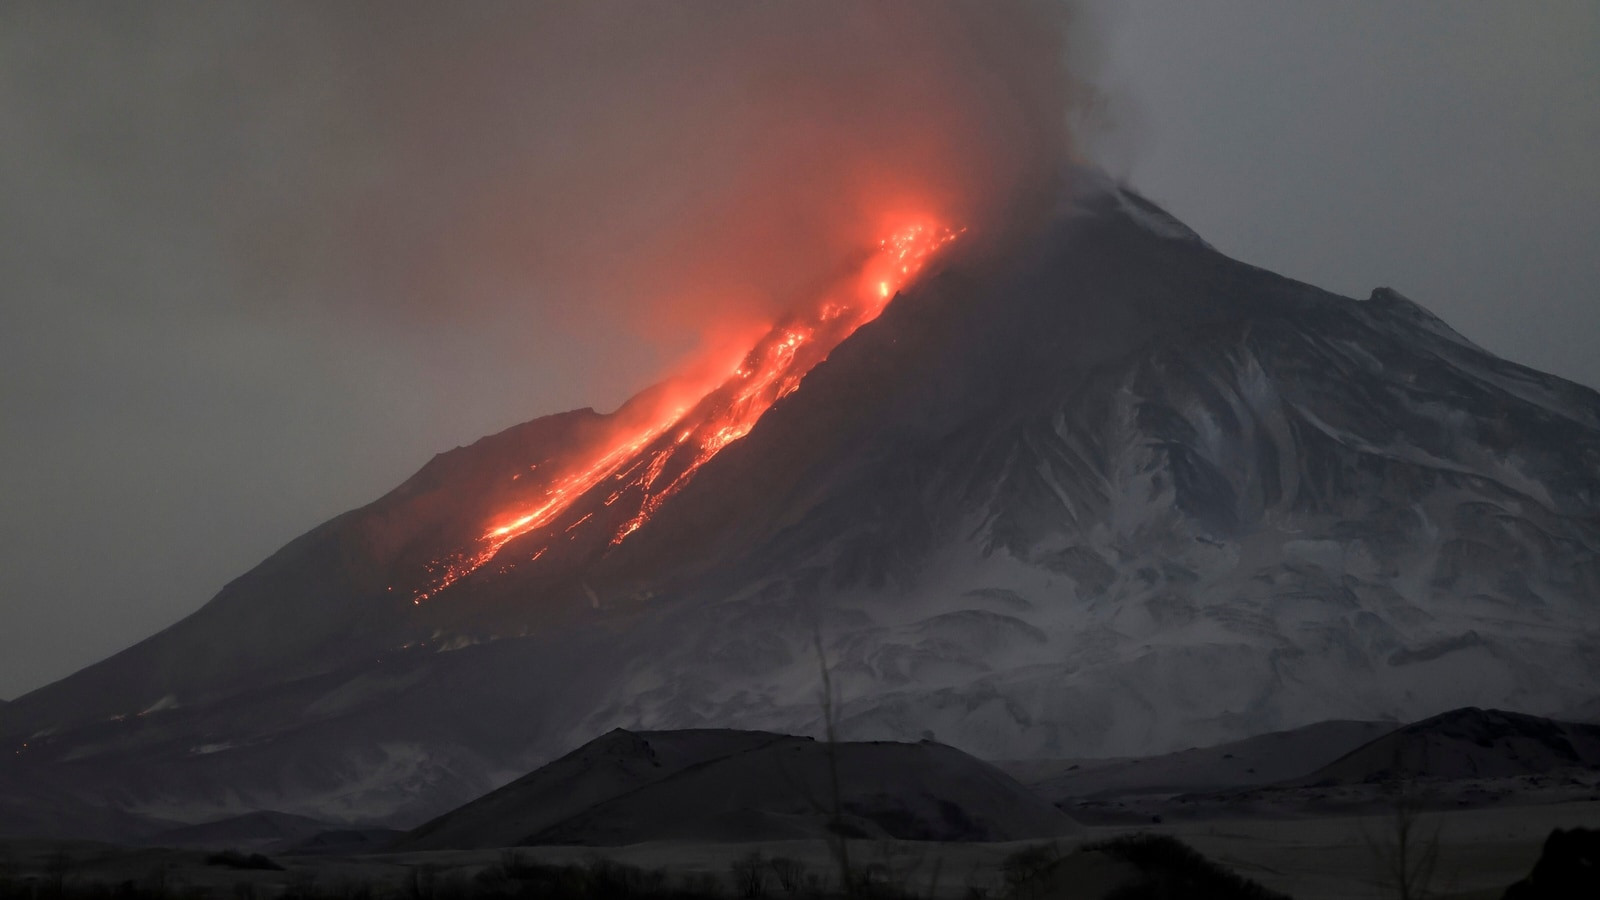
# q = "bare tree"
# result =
<box><xmin>810</xmin><ymin>620</ymin><xmax>854</xmax><ymax>895</ymax></box>
<box><xmin>731</xmin><ymin>851</ymin><xmax>769</xmax><ymax>899</ymax></box>
<box><xmin>1362</xmin><ymin>737</ymin><xmax>1441</xmax><ymax>900</ymax></box>
<box><xmin>766</xmin><ymin>856</ymin><xmax>808</xmax><ymax>894</ymax></box>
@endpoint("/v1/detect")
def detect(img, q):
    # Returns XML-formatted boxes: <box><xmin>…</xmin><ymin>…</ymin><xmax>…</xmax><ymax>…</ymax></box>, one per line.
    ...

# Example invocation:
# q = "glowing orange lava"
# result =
<box><xmin>413</xmin><ymin>220</ymin><xmax>962</xmax><ymax>602</ymax></box>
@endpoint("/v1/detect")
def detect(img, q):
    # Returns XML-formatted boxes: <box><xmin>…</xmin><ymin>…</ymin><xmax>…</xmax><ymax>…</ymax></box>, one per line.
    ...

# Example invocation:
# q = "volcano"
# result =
<box><xmin>4</xmin><ymin>169</ymin><xmax>1598</xmax><ymax>838</ymax></box>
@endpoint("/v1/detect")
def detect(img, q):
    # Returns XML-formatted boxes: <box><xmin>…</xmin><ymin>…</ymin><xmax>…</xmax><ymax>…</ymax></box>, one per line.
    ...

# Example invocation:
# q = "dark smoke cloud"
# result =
<box><xmin>0</xmin><ymin>2</ymin><xmax>1091</xmax><ymax>697</ymax></box>
<box><xmin>293</xmin><ymin>2</ymin><xmax>1086</xmax><ymax>349</ymax></box>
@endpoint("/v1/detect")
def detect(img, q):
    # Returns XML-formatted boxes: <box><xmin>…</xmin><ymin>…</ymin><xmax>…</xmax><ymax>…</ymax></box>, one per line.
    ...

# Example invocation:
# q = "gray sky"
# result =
<box><xmin>2</xmin><ymin>2</ymin><xmax>1596</xmax><ymax>699</ymax></box>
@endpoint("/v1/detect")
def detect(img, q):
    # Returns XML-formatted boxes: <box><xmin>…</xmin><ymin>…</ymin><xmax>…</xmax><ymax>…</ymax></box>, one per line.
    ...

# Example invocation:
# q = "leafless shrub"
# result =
<box><xmin>732</xmin><ymin>852</ymin><xmax>768</xmax><ymax>899</ymax></box>
<box><xmin>766</xmin><ymin>857</ymin><xmax>808</xmax><ymax>894</ymax></box>
<box><xmin>999</xmin><ymin>843</ymin><xmax>1060</xmax><ymax>900</ymax></box>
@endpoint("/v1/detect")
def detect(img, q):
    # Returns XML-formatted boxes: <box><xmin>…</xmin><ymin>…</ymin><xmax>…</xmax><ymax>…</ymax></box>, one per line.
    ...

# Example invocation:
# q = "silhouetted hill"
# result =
<box><xmin>396</xmin><ymin>729</ymin><xmax>1079</xmax><ymax>849</ymax></box>
<box><xmin>1301</xmin><ymin>707</ymin><xmax>1600</xmax><ymax>785</ymax></box>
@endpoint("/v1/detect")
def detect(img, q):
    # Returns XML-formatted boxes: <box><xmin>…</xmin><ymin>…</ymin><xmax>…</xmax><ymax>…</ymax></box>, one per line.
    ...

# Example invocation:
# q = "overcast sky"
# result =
<box><xmin>2</xmin><ymin>1</ymin><xmax>1596</xmax><ymax>699</ymax></box>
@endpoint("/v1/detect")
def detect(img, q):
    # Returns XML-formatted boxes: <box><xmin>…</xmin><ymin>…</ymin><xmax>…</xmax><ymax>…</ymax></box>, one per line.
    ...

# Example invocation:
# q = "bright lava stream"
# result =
<box><xmin>414</xmin><ymin>221</ymin><xmax>962</xmax><ymax>603</ymax></box>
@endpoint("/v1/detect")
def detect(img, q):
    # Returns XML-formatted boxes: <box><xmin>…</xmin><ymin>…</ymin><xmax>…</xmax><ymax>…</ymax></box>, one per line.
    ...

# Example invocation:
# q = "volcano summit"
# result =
<box><xmin>3</xmin><ymin>170</ymin><xmax>1598</xmax><ymax>836</ymax></box>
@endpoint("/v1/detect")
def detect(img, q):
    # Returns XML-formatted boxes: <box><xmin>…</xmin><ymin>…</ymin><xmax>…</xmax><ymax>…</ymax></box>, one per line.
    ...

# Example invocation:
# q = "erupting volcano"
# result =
<box><xmin>6</xmin><ymin>172</ymin><xmax>1600</xmax><ymax>838</ymax></box>
<box><xmin>414</xmin><ymin>221</ymin><xmax>962</xmax><ymax>602</ymax></box>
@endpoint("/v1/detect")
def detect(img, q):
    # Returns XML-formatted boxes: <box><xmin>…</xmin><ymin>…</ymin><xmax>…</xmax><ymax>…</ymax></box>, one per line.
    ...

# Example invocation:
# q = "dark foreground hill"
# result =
<box><xmin>396</xmin><ymin>729</ymin><xmax>1080</xmax><ymax>850</ymax></box>
<box><xmin>1299</xmin><ymin>707</ymin><xmax>1600</xmax><ymax>785</ymax></box>
<box><xmin>1006</xmin><ymin>707</ymin><xmax>1600</xmax><ymax>824</ymax></box>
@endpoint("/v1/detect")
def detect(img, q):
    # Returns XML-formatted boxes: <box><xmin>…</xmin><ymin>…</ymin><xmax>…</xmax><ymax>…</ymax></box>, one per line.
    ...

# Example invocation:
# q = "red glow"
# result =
<box><xmin>412</xmin><ymin>220</ymin><xmax>961</xmax><ymax>602</ymax></box>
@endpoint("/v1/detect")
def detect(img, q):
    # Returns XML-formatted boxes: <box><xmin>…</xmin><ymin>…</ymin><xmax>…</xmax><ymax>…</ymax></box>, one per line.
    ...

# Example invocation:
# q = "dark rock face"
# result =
<box><xmin>3</xmin><ymin>169</ymin><xmax>1598</xmax><ymax>834</ymax></box>
<box><xmin>1503</xmin><ymin>828</ymin><xmax>1600</xmax><ymax>900</ymax></box>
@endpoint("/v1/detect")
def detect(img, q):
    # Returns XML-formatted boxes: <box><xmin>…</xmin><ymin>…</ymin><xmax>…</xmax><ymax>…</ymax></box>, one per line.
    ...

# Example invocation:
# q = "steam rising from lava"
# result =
<box><xmin>323</xmin><ymin>2</ymin><xmax>1086</xmax><ymax>404</ymax></box>
<box><xmin>415</xmin><ymin>221</ymin><xmax>962</xmax><ymax>601</ymax></box>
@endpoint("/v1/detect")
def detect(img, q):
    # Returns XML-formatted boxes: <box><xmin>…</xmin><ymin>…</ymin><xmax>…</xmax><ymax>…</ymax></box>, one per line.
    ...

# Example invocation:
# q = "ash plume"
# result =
<box><xmin>306</xmin><ymin>1</ymin><xmax>1095</xmax><ymax>363</ymax></box>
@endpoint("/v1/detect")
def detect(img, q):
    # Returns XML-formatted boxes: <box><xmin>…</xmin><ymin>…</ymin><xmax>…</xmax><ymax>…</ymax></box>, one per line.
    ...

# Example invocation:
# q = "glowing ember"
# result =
<box><xmin>412</xmin><ymin>220</ymin><xmax>961</xmax><ymax>602</ymax></box>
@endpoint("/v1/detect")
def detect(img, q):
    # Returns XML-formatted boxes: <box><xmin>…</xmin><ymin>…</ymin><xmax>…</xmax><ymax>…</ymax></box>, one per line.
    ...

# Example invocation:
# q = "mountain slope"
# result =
<box><xmin>3</xmin><ymin>169</ymin><xmax>1597</xmax><ymax>834</ymax></box>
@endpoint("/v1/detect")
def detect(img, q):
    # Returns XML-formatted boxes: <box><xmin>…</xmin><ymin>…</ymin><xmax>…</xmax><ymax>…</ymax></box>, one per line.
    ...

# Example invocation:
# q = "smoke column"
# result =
<box><xmin>307</xmin><ymin>1</ymin><xmax>1090</xmax><ymax>370</ymax></box>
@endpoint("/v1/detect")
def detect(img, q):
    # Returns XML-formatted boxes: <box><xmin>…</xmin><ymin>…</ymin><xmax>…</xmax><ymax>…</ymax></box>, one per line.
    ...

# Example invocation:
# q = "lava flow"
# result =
<box><xmin>413</xmin><ymin>220</ymin><xmax>962</xmax><ymax>603</ymax></box>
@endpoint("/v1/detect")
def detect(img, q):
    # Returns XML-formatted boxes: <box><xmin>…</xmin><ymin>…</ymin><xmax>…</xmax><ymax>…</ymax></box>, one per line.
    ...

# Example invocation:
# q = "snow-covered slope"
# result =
<box><xmin>3</xmin><ymin>169</ymin><xmax>1597</xmax><ymax>835</ymax></box>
